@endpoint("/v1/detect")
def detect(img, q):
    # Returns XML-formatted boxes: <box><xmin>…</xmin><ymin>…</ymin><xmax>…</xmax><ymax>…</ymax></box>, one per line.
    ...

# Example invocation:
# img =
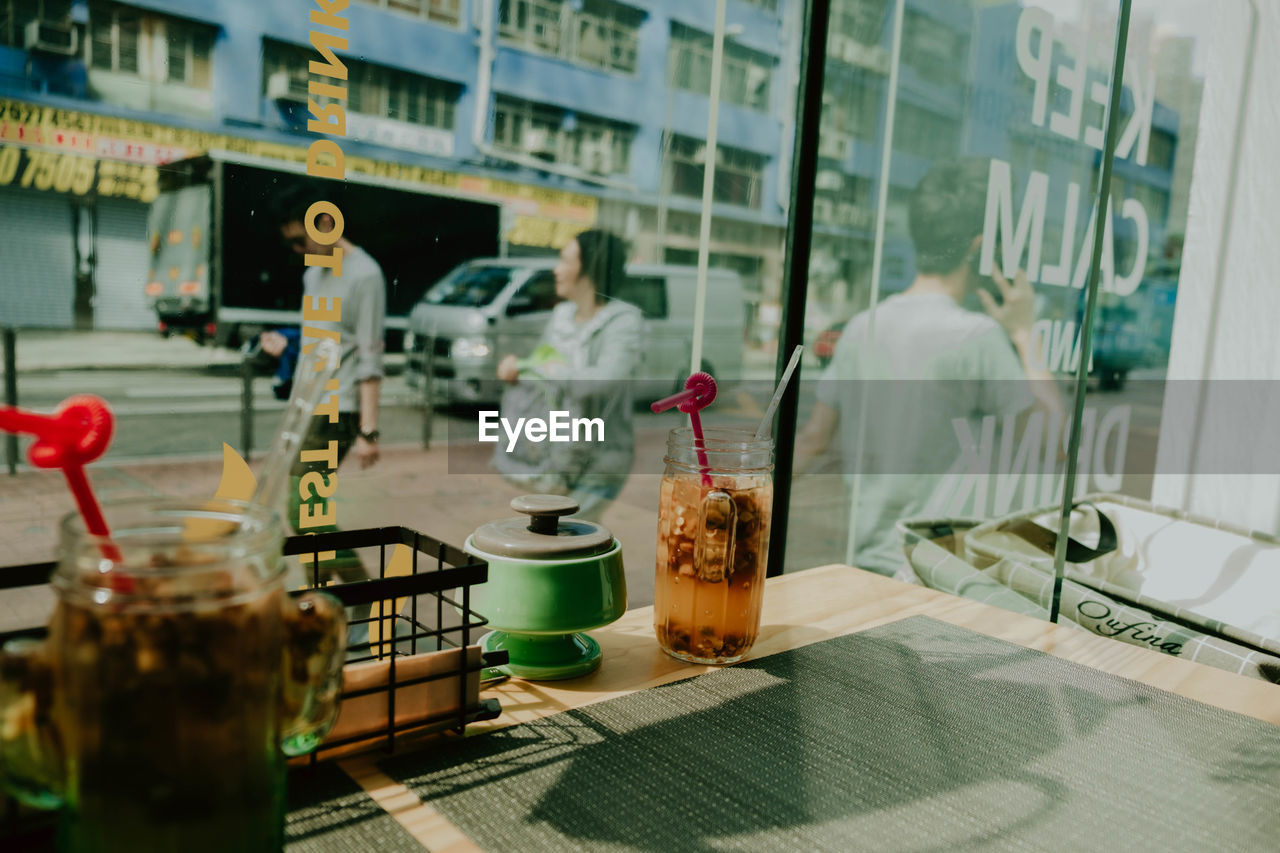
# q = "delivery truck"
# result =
<box><xmin>144</xmin><ymin>151</ymin><xmax>503</xmax><ymax>350</ymax></box>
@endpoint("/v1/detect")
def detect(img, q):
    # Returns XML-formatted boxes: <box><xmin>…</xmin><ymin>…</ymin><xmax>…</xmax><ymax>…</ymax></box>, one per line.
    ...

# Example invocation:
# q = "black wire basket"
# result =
<box><xmin>0</xmin><ymin>525</ymin><xmax>505</xmax><ymax>841</ymax></box>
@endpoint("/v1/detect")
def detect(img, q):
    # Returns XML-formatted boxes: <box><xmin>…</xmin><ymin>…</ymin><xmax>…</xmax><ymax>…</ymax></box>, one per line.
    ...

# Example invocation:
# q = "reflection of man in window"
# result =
<box><xmin>795</xmin><ymin>158</ymin><xmax>1061</xmax><ymax>577</ymax></box>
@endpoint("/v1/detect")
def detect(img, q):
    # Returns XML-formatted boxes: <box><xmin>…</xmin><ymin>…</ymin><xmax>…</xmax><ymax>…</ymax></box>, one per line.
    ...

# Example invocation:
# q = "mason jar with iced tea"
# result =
<box><xmin>654</xmin><ymin>428</ymin><xmax>774</xmax><ymax>664</ymax></box>
<box><xmin>0</xmin><ymin>498</ymin><xmax>346</xmax><ymax>852</ymax></box>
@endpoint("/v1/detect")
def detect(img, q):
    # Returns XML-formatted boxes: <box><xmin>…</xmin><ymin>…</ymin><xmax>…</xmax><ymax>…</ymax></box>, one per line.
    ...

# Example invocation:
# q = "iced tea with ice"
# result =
<box><xmin>654</xmin><ymin>429</ymin><xmax>774</xmax><ymax>664</ymax></box>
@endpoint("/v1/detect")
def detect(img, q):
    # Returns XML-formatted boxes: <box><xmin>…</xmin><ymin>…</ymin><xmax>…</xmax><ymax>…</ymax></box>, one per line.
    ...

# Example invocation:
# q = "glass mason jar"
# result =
<box><xmin>0</xmin><ymin>498</ymin><xmax>346</xmax><ymax>852</ymax></box>
<box><xmin>654</xmin><ymin>428</ymin><xmax>774</xmax><ymax>665</ymax></box>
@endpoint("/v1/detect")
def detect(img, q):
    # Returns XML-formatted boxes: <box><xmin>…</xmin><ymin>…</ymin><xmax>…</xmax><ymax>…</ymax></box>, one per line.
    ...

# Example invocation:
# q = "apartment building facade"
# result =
<box><xmin>0</xmin><ymin>0</ymin><xmax>1181</xmax><ymax>340</ymax></box>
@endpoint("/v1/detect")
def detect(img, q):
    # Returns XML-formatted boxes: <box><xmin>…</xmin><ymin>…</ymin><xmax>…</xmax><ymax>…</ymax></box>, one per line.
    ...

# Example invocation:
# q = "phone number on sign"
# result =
<box><xmin>0</xmin><ymin>144</ymin><xmax>158</xmax><ymax>202</ymax></box>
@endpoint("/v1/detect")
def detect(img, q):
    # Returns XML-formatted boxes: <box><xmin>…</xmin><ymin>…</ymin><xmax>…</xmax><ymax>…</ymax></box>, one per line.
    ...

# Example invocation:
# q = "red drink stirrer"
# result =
<box><xmin>651</xmin><ymin>371</ymin><xmax>717</xmax><ymax>487</ymax></box>
<box><xmin>0</xmin><ymin>396</ymin><xmax>129</xmax><ymax>585</ymax></box>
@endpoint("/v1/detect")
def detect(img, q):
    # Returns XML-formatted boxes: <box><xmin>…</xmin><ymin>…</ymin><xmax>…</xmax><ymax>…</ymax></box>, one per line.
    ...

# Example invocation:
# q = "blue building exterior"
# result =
<box><xmin>0</xmin><ymin>0</ymin><xmax>798</xmax><ymax>329</ymax></box>
<box><xmin>0</xmin><ymin>0</ymin><xmax>1181</xmax><ymax>337</ymax></box>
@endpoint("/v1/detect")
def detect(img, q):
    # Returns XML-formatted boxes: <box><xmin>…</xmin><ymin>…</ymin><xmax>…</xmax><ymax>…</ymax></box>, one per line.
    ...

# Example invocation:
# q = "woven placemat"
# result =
<box><xmin>378</xmin><ymin>615</ymin><xmax>1280</xmax><ymax>853</ymax></box>
<box><xmin>286</xmin><ymin>762</ymin><xmax>420</xmax><ymax>853</ymax></box>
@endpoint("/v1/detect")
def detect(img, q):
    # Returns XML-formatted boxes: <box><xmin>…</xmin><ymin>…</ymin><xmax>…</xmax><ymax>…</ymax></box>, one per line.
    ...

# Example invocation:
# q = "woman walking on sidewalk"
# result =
<box><xmin>494</xmin><ymin>230</ymin><xmax>642</xmax><ymax>522</ymax></box>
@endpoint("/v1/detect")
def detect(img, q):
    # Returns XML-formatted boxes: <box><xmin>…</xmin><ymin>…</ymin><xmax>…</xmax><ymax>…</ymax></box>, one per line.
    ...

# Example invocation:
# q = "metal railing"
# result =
<box><xmin>3</xmin><ymin>328</ymin><xmax>16</xmax><ymax>476</ymax></box>
<box><xmin>1</xmin><ymin>328</ymin><xmax>439</xmax><ymax>475</ymax></box>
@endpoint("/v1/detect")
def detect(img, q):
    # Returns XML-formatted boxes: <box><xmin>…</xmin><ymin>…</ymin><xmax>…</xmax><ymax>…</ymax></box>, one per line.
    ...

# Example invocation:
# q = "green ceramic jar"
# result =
<box><xmin>466</xmin><ymin>495</ymin><xmax>627</xmax><ymax>681</ymax></box>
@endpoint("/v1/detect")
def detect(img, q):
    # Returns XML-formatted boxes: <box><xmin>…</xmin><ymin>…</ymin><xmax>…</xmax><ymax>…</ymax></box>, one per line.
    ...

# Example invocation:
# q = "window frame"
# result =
<box><xmin>498</xmin><ymin>0</ymin><xmax>642</xmax><ymax>76</ymax></box>
<box><xmin>263</xmin><ymin>40</ymin><xmax>460</xmax><ymax>132</ymax></box>
<box><xmin>668</xmin><ymin>21</ymin><xmax>775</xmax><ymax>113</ymax></box>
<box><xmin>665</xmin><ymin>133</ymin><xmax>766</xmax><ymax>209</ymax></box>
<box><xmin>492</xmin><ymin>94</ymin><xmax>635</xmax><ymax>178</ymax></box>
<box><xmin>87</xmin><ymin>3</ymin><xmax>213</xmax><ymax>88</ymax></box>
<box><xmin>365</xmin><ymin>0</ymin><xmax>462</xmax><ymax>27</ymax></box>
<box><xmin>0</xmin><ymin>0</ymin><xmax>72</xmax><ymax>48</ymax></box>
<box><xmin>614</xmin><ymin>274</ymin><xmax>668</xmax><ymax>319</ymax></box>
<box><xmin>507</xmin><ymin>269</ymin><xmax>561</xmax><ymax>316</ymax></box>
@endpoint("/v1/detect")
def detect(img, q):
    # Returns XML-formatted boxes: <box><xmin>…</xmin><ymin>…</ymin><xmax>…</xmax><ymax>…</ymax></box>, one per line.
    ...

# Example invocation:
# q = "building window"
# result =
<box><xmin>668</xmin><ymin>22</ymin><xmax>773</xmax><ymax>112</ymax></box>
<box><xmin>89</xmin><ymin>4</ymin><xmax>139</xmax><ymax>74</ymax></box>
<box><xmin>901</xmin><ymin>9</ymin><xmax>967</xmax><ymax>87</ymax></box>
<box><xmin>665</xmin><ymin>248</ymin><xmax>764</xmax><ymax>283</ymax></box>
<box><xmin>665</xmin><ymin>134</ymin><xmax>765</xmax><ymax>209</ymax></box>
<box><xmin>498</xmin><ymin>0</ymin><xmax>642</xmax><ymax>75</ymax></box>
<box><xmin>492</xmin><ymin>95</ymin><xmax>634</xmax><ymax>177</ymax></box>
<box><xmin>831</xmin><ymin>0</ymin><xmax>889</xmax><ymax>47</ymax></box>
<box><xmin>1131</xmin><ymin>181</ymin><xmax>1169</xmax><ymax>223</ymax></box>
<box><xmin>736</xmin><ymin>0</ymin><xmax>778</xmax><ymax>13</ymax></box>
<box><xmin>821</xmin><ymin>78</ymin><xmax>880</xmax><ymax>143</ymax></box>
<box><xmin>88</xmin><ymin>3</ymin><xmax>213</xmax><ymax>88</ymax></box>
<box><xmin>1146</xmin><ymin>129</ymin><xmax>1175</xmax><ymax>170</ymax></box>
<box><xmin>665</xmin><ymin>211</ymin><xmax>762</xmax><ymax>246</ymax></box>
<box><xmin>358</xmin><ymin>0</ymin><xmax>460</xmax><ymax>26</ymax></box>
<box><xmin>0</xmin><ymin>0</ymin><xmax>72</xmax><ymax>48</ymax></box>
<box><xmin>813</xmin><ymin>170</ymin><xmax>874</xmax><ymax>230</ymax></box>
<box><xmin>264</xmin><ymin>41</ymin><xmax>459</xmax><ymax>131</ymax></box>
<box><xmin>885</xmin><ymin>185</ymin><xmax>912</xmax><ymax>238</ymax></box>
<box><xmin>893</xmin><ymin>101</ymin><xmax>960</xmax><ymax>161</ymax></box>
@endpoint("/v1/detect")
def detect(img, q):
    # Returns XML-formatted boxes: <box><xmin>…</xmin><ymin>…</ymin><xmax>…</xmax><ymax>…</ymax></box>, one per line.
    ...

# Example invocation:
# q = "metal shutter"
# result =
<box><xmin>93</xmin><ymin>197</ymin><xmax>153</xmax><ymax>330</ymax></box>
<box><xmin>0</xmin><ymin>188</ymin><xmax>74</xmax><ymax>328</ymax></box>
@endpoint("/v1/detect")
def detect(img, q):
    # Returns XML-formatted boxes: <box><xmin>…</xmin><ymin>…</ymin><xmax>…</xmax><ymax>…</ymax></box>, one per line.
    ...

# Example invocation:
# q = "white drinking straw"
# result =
<box><xmin>252</xmin><ymin>337</ymin><xmax>343</xmax><ymax>514</ymax></box>
<box><xmin>754</xmin><ymin>345</ymin><xmax>804</xmax><ymax>440</ymax></box>
<box><xmin>690</xmin><ymin>0</ymin><xmax>728</xmax><ymax>375</ymax></box>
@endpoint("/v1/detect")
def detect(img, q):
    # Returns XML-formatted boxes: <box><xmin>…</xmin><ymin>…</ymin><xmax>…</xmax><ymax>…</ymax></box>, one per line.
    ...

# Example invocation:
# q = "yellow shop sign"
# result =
<box><xmin>0</xmin><ymin>98</ymin><xmax>598</xmax><ymax>245</ymax></box>
<box><xmin>0</xmin><ymin>143</ymin><xmax>159</xmax><ymax>201</ymax></box>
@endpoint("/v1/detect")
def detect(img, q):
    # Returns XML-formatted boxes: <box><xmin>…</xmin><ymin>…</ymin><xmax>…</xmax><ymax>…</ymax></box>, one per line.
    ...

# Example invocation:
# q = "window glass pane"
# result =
<box><xmin>263</xmin><ymin>44</ymin><xmax>461</xmax><ymax>131</ymax></box>
<box><xmin>613</xmin><ymin>274</ymin><xmax>667</xmax><ymax>319</ymax></box>
<box><xmin>514</xmin><ymin>270</ymin><xmax>560</xmax><ymax>311</ymax></box>
<box><xmin>7</xmin><ymin>0</ymin><xmax>1278</xmax><ymax>728</ymax></box>
<box><xmin>166</xmin><ymin>28</ymin><xmax>188</xmax><ymax>83</ymax></box>
<box><xmin>425</xmin><ymin>265</ymin><xmax>514</xmax><ymax>306</ymax></box>
<box><xmin>190</xmin><ymin>30</ymin><xmax>213</xmax><ymax>88</ymax></box>
<box><xmin>429</xmin><ymin>0</ymin><xmax>460</xmax><ymax>25</ymax></box>
<box><xmin>116</xmin><ymin>12</ymin><xmax>140</xmax><ymax>73</ymax></box>
<box><xmin>669</xmin><ymin>21</ymin><xmax>774</xmax><ymax>112</ymax></box>
<box><xmin>786</xmin><ymin>0</ymin><xmax>1264</xmax><ymax>673</ymax></box>
<box><xmin>89</xmin><ymin>19</ymin><xmax>114</xmax><ymax>69</ymax></box>
<box><xmin>791</xmin><ymin>1</ymin><xmax>1133</xmax><ymax>579</ymax></box>
<box><xmin>497</xmin><ymin>0</ymin><xmax>641</xmax><ymax>75</ymax></box>
<box><xmin>12</xmin><ymin>0</ymin><xmax>39</xmax><ymax>42</ymax></box>
<box><xmin>386</xmin><ymin>74</ymin><xmax>404</xmax><ymax>121</ymax></box>
<box><xmin>492</xmin><ymin>95</ymin><xmax>633</xmax><ymax>176</ymax></box>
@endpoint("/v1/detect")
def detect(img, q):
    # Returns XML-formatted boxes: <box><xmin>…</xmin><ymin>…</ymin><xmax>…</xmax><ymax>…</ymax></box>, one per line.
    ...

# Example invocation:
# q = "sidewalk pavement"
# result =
<box><xmin>1</xmin><ymin>329</ymin><xmax>243</xmax><ymax>375</ymax></box>
<box><xmin>0</xmin><ymin>329</ymin><xmax>421</xmax><ymax>376</ymax></box>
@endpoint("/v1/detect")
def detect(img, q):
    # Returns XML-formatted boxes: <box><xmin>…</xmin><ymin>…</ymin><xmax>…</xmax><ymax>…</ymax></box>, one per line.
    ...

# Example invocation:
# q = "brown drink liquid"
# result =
<box><xmin>0</xmin><ymin>500</ymin><xmax>346</xmax><ymax>853</ymax></box>
<box><xmin>654</xmin><ymin>472</ymin><xmax>772</xmax><ymax>664</ymax></box>
<box><xmin>50</xmin><ymin>585</ymin><xmax>287</xmax><ymax>852</ymax></box>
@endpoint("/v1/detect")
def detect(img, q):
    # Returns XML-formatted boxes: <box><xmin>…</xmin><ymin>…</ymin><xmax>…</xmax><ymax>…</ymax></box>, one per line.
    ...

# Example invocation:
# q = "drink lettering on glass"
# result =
<box><xmin>654</xmin><ymin>429</ymin><xmax>774</xmax><ymax>665</ymax></box>
<box><xmin>0</xmin><ymin>499</ymin><xmax>345</xmax><ymax>853</ymax></box>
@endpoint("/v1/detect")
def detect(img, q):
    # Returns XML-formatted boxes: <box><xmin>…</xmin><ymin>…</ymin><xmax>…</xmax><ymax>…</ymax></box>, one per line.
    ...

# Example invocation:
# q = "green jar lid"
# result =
<box><xmin>472</xmin><ymin>495</ymin><xmax>614</xmax><ymax>559</ymax></box>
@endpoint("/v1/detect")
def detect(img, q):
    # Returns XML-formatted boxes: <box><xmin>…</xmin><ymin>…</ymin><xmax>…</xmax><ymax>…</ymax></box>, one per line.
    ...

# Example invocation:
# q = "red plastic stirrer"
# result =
<box><xmin>0</xmin><ymin>396</ymin><xmax>129</xmax><ymax>584</ymax></box>
<box><xmin>651</xmin><ymin>372</ymin><xmax>717</xmax><ymax>487</ymax></box>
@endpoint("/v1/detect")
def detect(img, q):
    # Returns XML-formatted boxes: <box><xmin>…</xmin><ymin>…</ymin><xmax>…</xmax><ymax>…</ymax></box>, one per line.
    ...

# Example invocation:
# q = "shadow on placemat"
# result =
<box><xmin>286</xmin><ymin>762</ymin><xmax>419</xmax><ymax>852</ymax></box>
<box><xmin>378</xmin><ymin>615</ymin><xmax>1280</xmax><ymax>853</ymax></box>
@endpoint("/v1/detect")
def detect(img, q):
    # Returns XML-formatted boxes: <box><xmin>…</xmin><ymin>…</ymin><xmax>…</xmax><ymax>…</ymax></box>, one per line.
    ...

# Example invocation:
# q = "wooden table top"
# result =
<box><xmin>335</xmin><ymin>565</ymin><xmax>1280</xmax><ymax>852</ymax></box>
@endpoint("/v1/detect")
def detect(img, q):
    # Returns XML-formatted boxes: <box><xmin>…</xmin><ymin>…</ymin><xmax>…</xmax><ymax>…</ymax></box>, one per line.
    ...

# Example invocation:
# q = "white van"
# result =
<box><xmin>404</xmin><ymin>259</ymin><xmax>746</xmax><ymax>405</ymax></box>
